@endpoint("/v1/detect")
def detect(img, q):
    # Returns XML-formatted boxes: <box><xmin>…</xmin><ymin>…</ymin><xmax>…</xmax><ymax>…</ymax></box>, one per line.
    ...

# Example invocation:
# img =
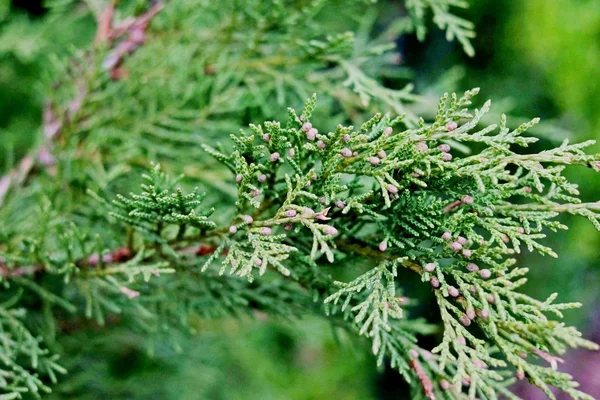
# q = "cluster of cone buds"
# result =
<box><xmin>441</xmin><ymin>231</ymin><xmax>473</xmax><ymax>258</ymax></box>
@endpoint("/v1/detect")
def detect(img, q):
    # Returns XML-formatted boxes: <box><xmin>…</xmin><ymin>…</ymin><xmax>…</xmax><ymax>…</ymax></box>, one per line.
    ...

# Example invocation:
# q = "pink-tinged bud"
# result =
<box><xmin>377</xmin><ymin>150</ymin><xmax>386</xmax><ymax>158</ymax></box>
<box><xmin>474</xmin><ymin>360</ymin><xmax>487</xmax><ymax>369</ymax></box>
<box><xmin>442</xmin><ymin>153</ymin><xmax>453</xmax><ymax>161</ymax></box>
<box><xmin>456</xmin><ymin>336</ymin><xmax>466</xmax><ymax>346</ymax></box>
<box><xmin>262</xmin><ymin>134</ymin><xmax>270</xmax><ymax>141</ymax></box>
<box><xmin>438</xmin><ymin>144</ymin><xmax>451</xmax><ymax>153</ymax></box>
<box><xmin>251</xmin><ymin>189</ymin><xmax>260</xmax><ymax>197</ymax></box>
<box><xmin>229</xmin><ymin>225</ymin><xmax>237</xmax><ymax>234</ymax></box>
<box><xmin>242</xmin><ymin>215</ymin><xmax>253</xmax><ymax>224</ymax></box>
<box><xmin>470</xmin><ymin>285</ymin><xmax>478</xmax><ymax>294</ymax></box>
<box><xmin>479</xmin><ymin>309</ymin><xmax>490</xmax><ymax>319</ymax></box>
<box><xmin>270</xmin><ymin>152</ymin><xmax>280</xmax><ymax>162</ymax></box>
<box><xmin>387</xmin><ymin>184</ymin><xmax>398</xmax><ymax>194</ymax></box>
<box><xmin>342</xmin><ymin>134</ymin><xmax>351</xmax><ymax>142</ymax></box>
<box><xmin>323</xmin><ymin>225</ymin><xmax>338</xmax><ymax>236</ymax></box>
<box><xmin>487</xmin><ymin>294</ymin><xmax>495</xmax><ymax>303</ymax></box>
<box><xmin>320</xmin><ymin>197</ymin><xmax>327</xmax><ymax>204</ymax></box>
<box><xmin>459</xmin><ymin>315</ymin><xmax>471</xmax><ymax>326</ymax></box>
<box><xmin>120</xmin><ymin>286</ymin><xmax>140</xmax><ymax>299</ymax></box>
<box><xmin>424</xmin><ymin>263</ymin><xmax>436</xmax><ymax>272</ymax></box>
<box><xmin>463</xmin><ymin>376</ymin><xmax>471</xmax><ymax>386</ymax></box>
<box><xmin>522</xmin><ymin>186</ymin><xmax>531</xmax><ymax>193</ymax></box>
<box><xmin>340</xmin><ymin>148</ymin><xmax>352</xmax><ymax>157</ymax></box>
<box><xmin>289</xmin><ymin>148</ymin><xmax>295</xmax><ymax>158</ymax></box>
<box><xmin>409</xmin><ymin>349</ymin><xmax>419</xmax><ymax>359</ymax></box>
<box><xmin>236</xmin><ymin>174</ymin><xmax>243</xmax><ymax>183</ymax></box>
<box><xmin>466</xmin><ymin>308</ymin><xmax>476</xmax><ymax>319</ymax></box>
<box><xmin>448</xmin><ymin>286</ymin><xmax>459</xmax><ymax>297</ymax></box>
<box><xmin>285</xmin><ymin>210</ymin><xmax>297</xmax><ymax>217</ymax></box>
<box><xmin>462</xmin><ymin>249</ymin><xmax>472</xmax><ymax>258</ymax></box>
<box><xmin>303</xmin><ymin>207</ymin><xmax>314</xmax><ymax>215</ymax></box>
<box><xmin>305</xmin><ymin>181</ymin><xmax>311</xmax><ymax>187</ymax></box>
<box><xmin>88</xmin><ymin>253</ymin><xmax>100</xmax><ymax>265</ymax></box>
<box><xmin>480</xmin><ymin>157</ymin><xmax>489</xmax><ymax>163</ymax></box>
<box><xmin>369</xmin><ymin>156</ymin><xmax>380</xmax><ymax>165</ymax></box>
<box><xmin>466</xmin><ymin>263</ymin><xmax>479</xmax><ymax>272</ymax></box>
<box><xmin>383</xmin><ymin>126</ymin><xmax>393</xmax><ymax>136</ymax></box>
<box><xmin>301</xmin><ymin>122</ymin><xmax>312</xmax><ymax>132</ymax></box>
<box><xmin>516</xmin><ymin>370</ymin><xmax>525</xmax><ymax>380</ymax></box>
<box><xmin>457</xmin><ymin>236</ymin><xmax>467</xmax><ymax>245</ymax></box>
<box><xmin>411</xmin><ymin>172</ymin><xmax>421</xmax><ymax>178</ymax></box>
<box><xmin>416</xmin><ymin>141</ymin><xmax>428</xmax><ymax>152</ymax></box>
<box><xmin>260</xmin><ymin>227</ymin><xmax>272</xmax><ymax>235</ymax></box>
<box><xmin>430</xmin><ymin>277</ymin><xmax>440</xmax><ymax>288</ymax></box>
<box><xmin>255</xmin><ymin>259</ymin><xmax>262</xmax><ymax>266</ymax></box>
<box><xmin>446</xmin><ymin>121</ymin><xmax>458</xmax><ymax>131</ymax></box>
<box><xmin>284</xmin><ymin>224</ymin><xmax>292</xmax><ymax>231</ymax></box>
<box><xmin>299</xmin><ymin>116</ymin><xmax>305</xmax><ymax>121</ymax></box>
<box><xmin>442</xmin><ymin>232</ymin><xmax>452</xmax><ymax>241</ymax></box>
<box><xmin>379</xmin><ymin>241</ymin><xmax>388</xmax><ymax>252</ymax></box>
<box><xmin>517</xmin><ymin>227</ymin><xmax>525</xmax><ymax>234</ymax></box>
<box><xmin>593</xmin><ymin>160</ymin><xmax>600</xmax><ymax>171</ymax></box>
<box><xmin>258</xmin><ymin>174</ymin><xmax>267</xmax><ymax>182</ymax></box>
<box><xmin>335</xmin><ymin>200</ymin><xmax>345</xmax><ymax>209</ymax></box>
<box><xmin>440</xmin><ymin>379</ymin><xmax>450</xmax><ymax>390</ymax></box>
<box><xmin>519</xmin><ymin>352</ymin><xmax>527</xmax><ymax>359</ymax></box>
<box><xmin>450</xmin><ymin>242</ymin><xmax>462</xmax><ymax>251</ymax></box>
<box><xmin>501</xmin><ymin>234</ymin><xmax>510</xmax><ymax>243</ymax></box>
<box><xmin>461</xmin><ymin>195</ymin><xmax>473</xmax><ymax>205</ymax></box>
<box><xmin>317</xmin><ymin>140</ymin><xmax>326</xmax><ymax>149</ymax></box>
<box><xmin>307</xmin><ymin>128</ymin><xmax>318</xmax><ymax>140</ymax></box>
<box><xmin>479</xmin><ymin>269</ymin><xmax>492</xmax><ymax>279</ymax></box>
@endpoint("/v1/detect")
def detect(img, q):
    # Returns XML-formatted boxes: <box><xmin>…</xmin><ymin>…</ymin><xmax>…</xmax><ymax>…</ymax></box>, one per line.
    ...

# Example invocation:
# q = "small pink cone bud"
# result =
<box><xmin>317</xmin><ymin>140</ymin><xmax>326</xmax><ymax>149</ymax></box>
<box><xmin>440</xmin><ymin>379</ymin><xmax>451</xmax><ymax>390</ymax></box>
<box><xmin>466</xmin><ymin>263</ymin><xmax>479</xmax><ymax>272</ymax></box>
<box><xmin>501</xmin><ymin>234</ymin><xmax>510</xmax><ymax>243</ymax></box>
<box><xmin>353</xmin><ymin>151</ymin><xmax>358</xmax><ymax>156</ymax></box>
<box><xmin>255</xmin><ymin>258</ymin><xmax>262</xmax><ymax>266</ymax></box>
<box><xmin>416</xmin><ymin>141</ymin><xmax>428</xmax><ymax>152</ymax></box>
<box><xmin>260</xmin><ymin>227</ymin><xmax>272</xmax><ymax>235</ymax></box>
<box><xmin>307</xmin><ymin>128</ymin><xmax>317</xmax><ymax>140</ymax></box>
<box><xmin>466</xmin><ymin>308</ymin><xmax>476</xmax><ymax>319</ymax></box>
<box><xmin>442</xmin><ymin>153</ymin><xmax>453</xmax><ymax>161</ymax></box>
<box><xmin>251</xmin><ymin>189</ymin><xmax>260</xmax><ymax>197</ymax></box>
<box><xmin>242</xmin><ymin>215</ymin><xmax>253</xmax><ymax>224</ymax></box>
<box><xmin>424</xmin><ymin>263</ymin><xmax>436</xmax><ymax>272</ymax></box>
<box><xmin>289</xmin><ymin>148</ymin><xmax>295</xmax><ymax>158</ymax></box>
<box><xmin>323</xmin><ymin>225</ymin><xmax>338</xmax><ymax>236</ymax></box>
<box><xmin>387</xmin><ymin>184</ymin><xmax>398</xmax><ymax>194</ymax></box>
<box><xmin>461</xmin><ymin>195</ymin><xmax>473</xmax><ymax>205</ymax></box>
<box><xmin>462</xmin><ymin>249</ymin><xmax>472</xmax><ymax>257</ymax></box>
<box><xmin>270</xmin><ymin>152</ymin><xmax>280</xmax><ymax>162</ymax></box>
<box><xmin>301</xmin><ymin>122</ymin><xmax>312</xmax><ymax>132</ymax></box>
<box><xmin>320</xmin><ymin>197</ymin><xmax>327</xmax><ymax>204</ymax></box>
<box><xmin>303</xmin><ymin>207</ymin><xmax>314</xmax><ymax>215</ymax></box>
<box><xmin>517</xmin><ymin>227</ymin><xmax>525</xmax><ymax>234</ymax></box>
<box><xmin>340</xmin><ymin>148</ymin><xmax>352</xmax><ymax>157</ymax></box>
<box><xmin>229</xmin><ymin>225</ymin><xmax>237</xmax><ymax>234</ymax></box>
<box><xmin>377</xmin><ymin>150</ymin><xmax>386</xmax><ymax>158</ymax></box>
<box><xmin>120</xmin><ymin>286</ymin><xmax>140</xmax><ymax>299</ymax></box>
<box><xmin>342</xmin><ymin>134</ymin><xmax>351</xmax><ymax>142</ymax></box>
<box><xmin>487</xmin><ymin>294</ymin><xmax>495</xmax><ymax>303</ymax></box>
<box><xmin>516</xmin><ymin>370</ymin><xmax>525</xmax><ymax>380</ymax></box>
<box><xmin>430</xmin><ymin>277</ymin><xmax>440</xmax><ymax>288</ymax></box>
<box><xmin>262</xmin><ymin>134</ymin><xmax>270</xmax><ymax>141</ymax></box>
<box><xmin>459</xmin><ymin>314</ymin><xmax>471</xmax><ymax>326</ymax></box>
<box><xmin>438</xmin><ymin>144</ymin><xmax>451</xmax><ymax>153</ymax></box>
<box><xmin>284</xmin><ymin>224</ymin><xmax>292</xmax><ymax>231</ymax></box>
<box><xmin>446</xmin><ymin>121</ymin><xmax>458</xmax><ymax>131</ymax></box>
<box><xmin>479</xmin><ymin>269</ymin><xmax>492</xmax><ymax>279</ymax></box>
<box><xmin>383</xmin><ymin>126</ymin><xmax>393</xmax><ymax>135</ymax></box>
<box><xmin>409</xmin><ymin>349</ymin><xmax>419</xmax><ymax>359</ymax></box>
<box><xmin>258</xmin><ymin>174</ymin><xmax>267</xmax><ymax>182</ymax></box>
<box><xmin>448</xmin><ymin>286</ymin><xmax>459</xmax><ymax>297</ymax></box>
<box><xmin>456</xmin><ymin>336</ymin><xmax>466</xmax><ymax>345</ymax></box>
<box><xmin>368</xmin><ymin>156</ymin><xmax>380</xmax><ymax>165</ymax></box>
<box><xmin>285</xmin><ymin>210</ymin><xmax>297</xmax><ymax>217</ymax></box>
<box><xmin>335</xmin><ymin>200</ymin><xmax>345</xmax><ymax>209</ymax></box>
<box><xmin>379</xmin><ymin>241</ymin><xmax>388</xmax><ymax>252</ymax></box>
<box><xmin>441</xmin><ymin>232</ymin><xmax>452</xmax><ymax>241</ymax></box>
<box><xmin>450</xmin><ymin>242</ymin><xmax>462</xmax><ymax>251</ymax></box>
<box><xmin>457</xmin><ymin>236</ymin><xmax>467</xmax><ymax>245</ymax></box>
<box><xmin>88</xmin><ymin>253</ymin><xmax>100</xmax><ymax>266</ymax></box>
<box><xmin>479</xmin><ymin>309</ymin><xmax>490</xmax><ymax>319</ymax></box>
<box><xmin>474</xmin><ymin>360</ymin><xmax>488</xmax><ymax>369</ymax></box>
<box><xmin>236</xmin><ymin>174</ymin><xmax>243</xmax><ymax>182</ymax></box>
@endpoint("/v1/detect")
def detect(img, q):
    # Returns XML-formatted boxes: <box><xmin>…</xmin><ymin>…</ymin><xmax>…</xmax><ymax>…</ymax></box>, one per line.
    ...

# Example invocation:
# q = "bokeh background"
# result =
<box><xmin>1</xmin><ymin>0</ymin><xmax>599</xmax><ymax>398</ymax></box>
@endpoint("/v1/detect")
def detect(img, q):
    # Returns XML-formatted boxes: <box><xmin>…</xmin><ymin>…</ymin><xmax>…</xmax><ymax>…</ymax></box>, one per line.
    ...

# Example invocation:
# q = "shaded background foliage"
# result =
<box><xmin>1</xmin><ymin>0</ymin><xmax>599</xmax><ymax>398</ymax></box>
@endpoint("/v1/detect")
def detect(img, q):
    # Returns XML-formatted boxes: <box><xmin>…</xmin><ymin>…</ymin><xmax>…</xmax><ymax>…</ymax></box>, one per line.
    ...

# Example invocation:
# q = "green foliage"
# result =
<box><xmin>0</xmin><ymin>1</ymin><xmax>598</xmax><ymax>399</ymax></box>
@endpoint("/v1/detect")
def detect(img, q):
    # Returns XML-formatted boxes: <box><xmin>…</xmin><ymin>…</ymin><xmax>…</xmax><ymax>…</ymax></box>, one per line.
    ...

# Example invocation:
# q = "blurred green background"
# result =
<box><xmin>1</xmin><ymin>0</ymin><xmax>599</xmax><ymax>398</ymax></box>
